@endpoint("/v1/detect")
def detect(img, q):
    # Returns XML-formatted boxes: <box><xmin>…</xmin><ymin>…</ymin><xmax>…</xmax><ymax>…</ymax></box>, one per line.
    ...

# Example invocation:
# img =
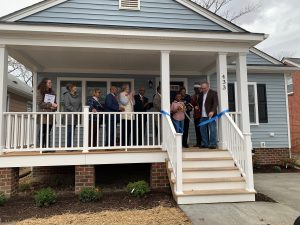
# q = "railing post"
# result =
<box><xmin>83</xmin><ymin>106</ymin><xmax>89</xmax><ymax>153</ymax></box>
<box><xmin>175</xmin><ymin>133</ymin><xmax>183</xmax><ymax>194</ymax></box>
<box><xmin>244</xmin><ymin>133</ymin><xmax>254</xmax><ymax>192</ymax></box>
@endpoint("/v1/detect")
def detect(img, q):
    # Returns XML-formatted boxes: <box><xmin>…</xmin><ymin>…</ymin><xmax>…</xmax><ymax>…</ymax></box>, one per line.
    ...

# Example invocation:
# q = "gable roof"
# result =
<box><xmin>282</xmin><ymin>58</ymin><xmax>300</xmax><ymax>68</ymax></box>
<box><xmin>249</xmin><ymin>48</ymin><xmax>284</xmax><ymax>66</ymax></box>
<box><xmin>1</xmin><ymin>0</ymin><xmax>246</xmax><ymax>32</ymax></box>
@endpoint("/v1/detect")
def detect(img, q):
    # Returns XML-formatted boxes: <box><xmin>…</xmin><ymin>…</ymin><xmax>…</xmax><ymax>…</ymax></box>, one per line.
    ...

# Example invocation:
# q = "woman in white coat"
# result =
<box><xmin>119</xmin><ymin>84</ymin><xmax>135</xmax><ymax>146</ymax></box>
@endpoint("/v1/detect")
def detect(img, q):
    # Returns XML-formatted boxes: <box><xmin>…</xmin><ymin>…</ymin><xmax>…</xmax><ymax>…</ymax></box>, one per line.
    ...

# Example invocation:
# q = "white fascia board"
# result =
<box><xmin>1</xmin><ymin>0</ymin><xmax>68</xmax><ymax>22</ymax></box>
<box><xmin>250</xmin><ymin>47</ymin><xmax>283</xmax><ymax>65</ymax></box>
<box><xmin>282</xmin><ymin>59</ymin><xmax>300</xmax><ymax>68</ymax></box>
<box><xmin>0</xmin><ymin>23</ymin><xmax>266</xmax><ymax>43</ymax></box>
<box><xmin>176</xmin><ymin>0</ymin><xmax>244</xmax><ymax>32</ymax></box>
<box><xmin>7</xmin><ymin>86</ymin><xmax>33</xmax><ymax>100</ymax></box>
<box><xmin>228</xmin><ymin>65</ymin><xmax>299</xmax><ymax>73</ymax></box>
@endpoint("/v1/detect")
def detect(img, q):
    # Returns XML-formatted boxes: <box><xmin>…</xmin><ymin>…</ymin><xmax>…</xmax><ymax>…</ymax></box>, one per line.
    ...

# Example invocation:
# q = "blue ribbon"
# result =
<box><xmin>198</xmin><ymin>109</ymin><xmax>229</xmax><ymax>127</ymax></box>
<box><xmin>161</xmin><ymin>110</ymin><xmax>184</xmax><ymax>133</ymax></box>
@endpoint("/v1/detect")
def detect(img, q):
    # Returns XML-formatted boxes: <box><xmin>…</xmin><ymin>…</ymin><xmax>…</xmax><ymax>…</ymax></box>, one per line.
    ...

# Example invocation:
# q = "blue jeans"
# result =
<box><xmin>173</xmin><ymin>119</ymin><xmax>184</xmax><ymax>133</ymax></box>
<box><xmin>200</xmin><ymin>117</ymin><xmax>217</xmax><ymax>147</ymax></box>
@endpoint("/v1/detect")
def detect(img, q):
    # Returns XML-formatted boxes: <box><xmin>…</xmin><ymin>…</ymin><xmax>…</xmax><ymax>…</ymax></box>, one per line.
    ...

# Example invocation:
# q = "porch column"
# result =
<box><xmin>32</xmin><ymin>72</ymin><xmax>37</xmax><ymax>112</ymax></box>
<box><xmin>160</xmin><ymin>51</ymin><xmax>170</xmax><ymax>150</ymax></box>
<box><xmin>0</xmin><ymin>46</ymin><xmax>8</xmax><ymax>154</ymax></box>
<box><xmin>236</xmin><ymin>52</ymin><xmax>254</xmax><ymax>191</ymax></box>
<box><xmin>216</xmin><ymin>52</ymin><xmax>228</xmax><ymax>149</ymax></box>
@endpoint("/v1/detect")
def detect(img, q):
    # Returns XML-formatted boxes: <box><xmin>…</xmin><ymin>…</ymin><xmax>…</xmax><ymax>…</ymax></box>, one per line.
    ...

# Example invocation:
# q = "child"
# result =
<box><xmin>171</xmin><ymin>92</ymin><xmax>185</xmax><ymax>133</ymax></box>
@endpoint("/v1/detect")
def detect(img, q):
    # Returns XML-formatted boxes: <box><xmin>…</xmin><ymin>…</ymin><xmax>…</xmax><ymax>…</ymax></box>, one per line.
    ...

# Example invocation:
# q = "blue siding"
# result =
<box><xmin>21</xmin><ymin>0</ymin><xmax>228</xmax><ymax>31</ymax></box>
<box><xmin>247</xmin><ymin>52</ymin><xmax>275</xmax><ymax>65</ymax></box>
<box><xmin>210</xmin><ymin>73</ymin><xmax>289</xmax><ymax>148</ymax></box>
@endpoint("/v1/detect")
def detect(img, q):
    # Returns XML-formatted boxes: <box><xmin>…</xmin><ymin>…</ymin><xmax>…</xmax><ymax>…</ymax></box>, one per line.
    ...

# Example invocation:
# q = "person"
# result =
<box><xmin>119</xmin><ymin>84</ymin><xmax>135</xmax><ymax>146</ymax></box>
<box><xmin>171</xmin><ymin>92</ymin><xmax>185</xmax><ymax>134</ymax></box>
<box><xmin>36</xmin><ymin>78</ymin><xmax>57</xmax><ymax>149</ymax></box>
<box><xmin>198</xmin><ymin>82</ymin><xmax>218</xmax><ymax>149</ymax></box>
<box><xmin>105</xmin><ymin>86</ymin><xmax>124</xmax><ymax>146</ymax></box>
<box><xmin>63</xmin><ymin>83</ymin><xmax>82</xmax><ymax>148</ymax></box>
<box><xmin>134</xmin><ymin>86</ymin><xmax>150</xmax><ymax>145</ymax></box>
<box><xmin>87</xmin><ymin>88</ymin><xmax>104</xmax><ymax>147</ymax></box>
<box><xmin>153</xmin><ymin>86</ymin><xmax>161</xmax><ymax>139</ymax></box>
<box><xmin>180</xmin><ymin>87</ymin><xmax>192</xmax><ymax>148</ymax></box>
<box><xmin>191</xmin><ymin>83</ymin><xmax>202</xmax><ymax>147</ymax></box>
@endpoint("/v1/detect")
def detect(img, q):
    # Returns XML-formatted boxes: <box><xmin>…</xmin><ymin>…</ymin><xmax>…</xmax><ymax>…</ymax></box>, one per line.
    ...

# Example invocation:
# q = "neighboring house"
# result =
<box><xmin>7</xmin><ymin>74</ymin><xmax>32</xmax><ymax>112</ymax></box>
<box><xmin>282</xmin><ymin>58</ymin><xmax>300</xmax><ymax>153</ymax></box>
<box><xmin>0</xmin><ymin>0</ymin><xmax>297</xmax><ymax>204</ymax></box>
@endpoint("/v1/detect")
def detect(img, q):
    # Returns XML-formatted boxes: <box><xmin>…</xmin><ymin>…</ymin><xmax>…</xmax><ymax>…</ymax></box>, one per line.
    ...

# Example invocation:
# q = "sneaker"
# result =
<box><xmin>183</xmin><ymin>144</ymin><xmax>189</xmax><ymax>148</ymax></box>
<box><xmin>200</xmin><ymin>145</ymin><xmax>208</xmax><ymax>148</ymax></box>
<box><xmin>209</xmin><ymin>146</ymin><xmax>217</xmax><ymax>149</ymax></box>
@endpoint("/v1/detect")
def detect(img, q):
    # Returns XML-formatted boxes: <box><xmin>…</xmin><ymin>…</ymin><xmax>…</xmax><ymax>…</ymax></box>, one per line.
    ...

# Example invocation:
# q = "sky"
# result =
<box><xmin>0</xmin><ymin>0</ymin><xmax>299</xmax><ymax>59</ymax></box>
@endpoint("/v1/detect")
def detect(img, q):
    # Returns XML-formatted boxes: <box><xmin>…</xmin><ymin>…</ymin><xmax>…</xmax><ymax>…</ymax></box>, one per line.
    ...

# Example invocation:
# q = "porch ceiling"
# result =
<box><xmin>8</xmin><ymin>46</ymin><xmax>218</xmax><ymax>74</ymax></box>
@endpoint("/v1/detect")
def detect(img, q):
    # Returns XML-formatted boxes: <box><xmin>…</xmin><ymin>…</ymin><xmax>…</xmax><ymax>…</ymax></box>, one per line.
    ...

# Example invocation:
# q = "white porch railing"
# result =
<box><xmin>2</xmin><ymin>107</ymin><xmax>162</xmax><ymax>153</ymax></box>
<box><xmin>228</xmin><ymin>111</ymin><xmax>241</xmax><ymax>127</ymax></box>
<box><xmin>162</xmin><ymin>114</ymin><xmax>183</xmax><ymax>194</ymax></box>
<box><xmin>222</xmin><ymin>113</ymin><xmax>254</xmax><ymax>191</ymax></box>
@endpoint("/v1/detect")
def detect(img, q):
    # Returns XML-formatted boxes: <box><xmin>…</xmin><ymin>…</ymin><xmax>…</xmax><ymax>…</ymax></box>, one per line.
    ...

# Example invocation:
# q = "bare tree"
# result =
<box><xmin>8</xmin><ymin>56</ymin><xmax>33</xmax><ymax>86</ymax></box>
<box><xmin>191</xmin><ymin>0</ymin><xmax>261</xmax><ymax>22</ymax></box>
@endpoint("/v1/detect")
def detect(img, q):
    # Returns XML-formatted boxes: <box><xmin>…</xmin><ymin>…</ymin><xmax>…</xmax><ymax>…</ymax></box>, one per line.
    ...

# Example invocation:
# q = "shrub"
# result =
<box><xmin>34</xmin><ymin>188</ymin><xmax>57</xmax><ymax>207</ymax></box>
<box><xmin>79</xmin><ymin>187</ymin><xmax>103</xmax><ymax>203</ymax></box>
<box><xmin>0</xmin><ymin>192</ymin><xmax>6</xmax><ymax>206</ymax></box>
<box><xmin>19</xmin><ymin>183</ymin><xmax>31</xmax><ymax>192</ymax></box>
<box><xmin>126</xmin><ymin>180</ymin><xmax>150</xmax><ymax>197</ymax></box>
<box><xmin>280</xmin><ymin>157</ymin><xmax>299</xmax><ymax>169</ymax></box>
<box><xmin>272</xmin><ymin>166</ymin><xmax>282</xmax><ymax>173</ymax></box>
<box><xmin>253</xmin><ymin>159</ymin><xmax>261</xmax><ymax>170</ymax></box>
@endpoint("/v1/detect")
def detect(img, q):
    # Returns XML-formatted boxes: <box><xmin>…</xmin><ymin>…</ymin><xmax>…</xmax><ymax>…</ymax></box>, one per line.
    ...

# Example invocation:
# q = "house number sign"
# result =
<box><xmin>222</xmin><ymin>74</ymin><xmax>227</xmax><ymax>91</ymax></box>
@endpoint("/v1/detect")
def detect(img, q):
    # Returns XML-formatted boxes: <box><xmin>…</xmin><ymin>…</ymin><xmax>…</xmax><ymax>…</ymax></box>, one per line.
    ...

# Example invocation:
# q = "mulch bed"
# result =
<box><xmin>254</xmin><ymin>165</ymin><xmax>300</xmax><ymax>173</ymax></box>
<box><xmin>0</xmin><ymin>191</ymin><xmax>177</xmax><ymax>223</ymax></box>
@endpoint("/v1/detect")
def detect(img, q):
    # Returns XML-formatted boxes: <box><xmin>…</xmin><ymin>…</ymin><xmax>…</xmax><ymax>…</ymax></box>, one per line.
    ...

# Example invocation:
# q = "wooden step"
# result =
<box><xmin>171</xmin><ymin>177</ymin><xmax>244</xmax><ymax>184</ymax></box>
<box><xmin>168</xmin><ymin>166</ymin><xmax>239</xmax><ymax>172</ymax></box>
<box><xmin>178</xmin><ymin>189</ymin><xmax>255</xmax><ymax>197</ymax></box>
<box><xmin>182</xmin><ymin>157</ymin><xmax>233</xmax><ymax>161</ymax></box>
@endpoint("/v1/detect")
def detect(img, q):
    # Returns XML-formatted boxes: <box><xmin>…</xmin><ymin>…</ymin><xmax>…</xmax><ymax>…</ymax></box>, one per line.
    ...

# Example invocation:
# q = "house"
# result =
<box><xmin>282</xmin><ymin>58</ymin><xmax>300</xmax><ymax>154</ymax></box>
<box><xmin>7</xmin><ymin>74</ymin><xmax>33</xmax><ymax>112</ymax></box>
<box><xmin>0</xmin><ymin>0</ymin><xmax>296</xmax><ymax>204</ymax></box>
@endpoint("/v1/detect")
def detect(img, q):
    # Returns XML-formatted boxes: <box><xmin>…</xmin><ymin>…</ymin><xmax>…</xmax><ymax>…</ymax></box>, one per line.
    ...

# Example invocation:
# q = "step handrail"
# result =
<box><xmin>163</xmin><ymin>115</ymin><xmax>183</xmax><ymax>194</ymax></box>
<box><xmin>223</xmin><ymin>113</ymin><xmax>254</xmax><ymax>191</ymax></box>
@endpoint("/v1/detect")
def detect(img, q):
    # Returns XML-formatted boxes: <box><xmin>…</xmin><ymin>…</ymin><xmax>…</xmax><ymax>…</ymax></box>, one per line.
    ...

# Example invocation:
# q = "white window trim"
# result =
<box><xmin>119</xmin><ymin>0</ymin><xmax>140</xmax><ymax>10</ymax></box>
<box><xmin>286</xmin><ymin>74</ymin><xmax>294</xmax><ymax>95</ymax></box>
<box><xmin>155</xmin><ymin>77</ymin><xmax>189</xmax><ymax>93</ymax></box>
<box><xmin>56</xmin><ymin>77</ymin><xmax>134</xmax><ymax>127</ymax></box>
<box><xmin>233</xmin><ymin>82</ymin><xmax>259</xmax><ymax>126</ymax></box>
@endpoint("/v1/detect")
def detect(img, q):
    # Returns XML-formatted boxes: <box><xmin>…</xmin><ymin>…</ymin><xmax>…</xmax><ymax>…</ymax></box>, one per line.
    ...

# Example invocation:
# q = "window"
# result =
<box><xmin>119</xmin><ymin>0</ymin><xmax>140</xmax><ymax>10</ymax></box>
<box><xmin>257</xmin><ymin>84</ymin><xmax>268</xmax><ymax>123</ymax></box>
<box><xmin>228</xmin><ymin>83</ymin><xmax>236</xmax><ymax>112</ymax></box>
<box><xmin>248</xmin><ymin>83</ymin><xmax>258</xmax><ymax>125</ymax></box>
<box><xmin>228</xmin><ymin>82</ymin><xmax>265</xmax><ymax>125</ymax></box>
<box><xmin>286</xmin><ymin>74</ymin><xmax>293</xmax><ymax>94</ymax></box>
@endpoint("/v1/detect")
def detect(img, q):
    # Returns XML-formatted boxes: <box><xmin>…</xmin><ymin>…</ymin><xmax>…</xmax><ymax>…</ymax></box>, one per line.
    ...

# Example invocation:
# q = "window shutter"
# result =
<box><xmin>228</xmin><ymin>83</ymin><xmax>236</xmax><ymax>112</ymax></box>
<box><xmin>119</xmin><ymin>0</ymin><xmax>140</xmax><ymax>10</ymax></box>
<box><xmin>257</xmin><ymin>84</ymin><xmax>268</xmax><ymax>123</ymax></box>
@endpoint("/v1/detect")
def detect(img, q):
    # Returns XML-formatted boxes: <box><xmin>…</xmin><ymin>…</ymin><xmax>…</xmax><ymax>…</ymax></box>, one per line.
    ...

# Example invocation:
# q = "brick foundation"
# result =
<box><xmin>0</xmin><ymin>168</ymin><xmax>19</xmax><ymax>197</ymax></box>
<box><xmin>32</xmin><ymin>166</ymin><xmax>75</xmax><ymax>187</ymax></box>
<box><xmin>150</xmin><ymin>163</ymin><xmax>170</xmax><ymax>190</ymax></box>
<box><xmin>253</xmin><ymin>148</ymin><xmax>290</xmax><ymax>165</ymax></box>
<box><xmin>75</xmin><ymin>165</ymin><xmax>95</xmax><ymax>194</ymax></box>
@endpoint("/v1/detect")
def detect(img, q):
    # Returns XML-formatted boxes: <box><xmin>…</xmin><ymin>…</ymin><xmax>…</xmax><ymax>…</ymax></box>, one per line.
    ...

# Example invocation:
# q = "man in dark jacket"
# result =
<box><xmin>134</xmin><ymin>86</ymin><xmax>150</xmax><ymax>145</ymax></box>
<box><xmin>105</xmin><ymin>86</ymin><xmax>124</xmax><ymax>146</ymax></box>
<box><xmin>198</xmin><ymin>82</ymin><xmax>218</xmax><ymax>149</ymax></box>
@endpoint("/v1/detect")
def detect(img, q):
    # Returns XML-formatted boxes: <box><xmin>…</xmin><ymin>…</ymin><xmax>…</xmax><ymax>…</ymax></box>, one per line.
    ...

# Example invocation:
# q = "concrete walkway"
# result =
<box><xmin>180</xmin><ymin>173</ymin><xmax>300</xmax><ymax>225</ymax></box>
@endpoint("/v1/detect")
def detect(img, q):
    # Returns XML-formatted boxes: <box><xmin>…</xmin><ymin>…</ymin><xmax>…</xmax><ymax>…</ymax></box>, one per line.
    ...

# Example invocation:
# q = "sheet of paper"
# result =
<box><xmin>44</xmin><ymin>94</ymin><xmax>55</xmax><ymax>104</ymax></box>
